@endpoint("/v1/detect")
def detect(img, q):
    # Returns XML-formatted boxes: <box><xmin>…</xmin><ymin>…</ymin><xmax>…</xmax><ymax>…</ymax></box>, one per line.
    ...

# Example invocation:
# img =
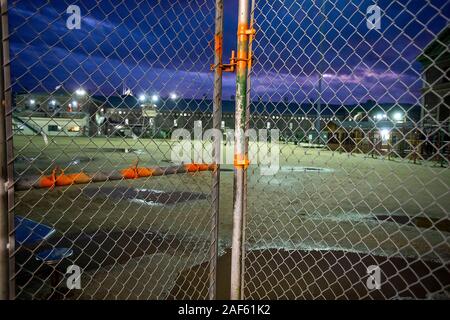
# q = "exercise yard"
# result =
<box><xmin>13</xmin><ymin>136</ymin><xmax>450</xmax><ymax>299</ymax></box>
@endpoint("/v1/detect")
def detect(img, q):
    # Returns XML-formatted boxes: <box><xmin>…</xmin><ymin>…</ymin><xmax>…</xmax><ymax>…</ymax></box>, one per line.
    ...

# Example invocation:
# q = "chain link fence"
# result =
<box><xmin>5</xmin><ymin>0</ymin><xmax>221</xmax><ymax>300</ymax></box>
<box><xmin>1</xmin><ymin>0</ymin><xmax>449</xmax><ymax>301</ymax></box>
<box><xmin>242</xmin><ymin>0</ymin><xmax>449</xmax><ymax>299</ymax></box>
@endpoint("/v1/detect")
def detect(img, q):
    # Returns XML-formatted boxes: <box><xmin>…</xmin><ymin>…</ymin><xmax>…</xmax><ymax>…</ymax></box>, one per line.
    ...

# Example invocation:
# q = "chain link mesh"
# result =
<box><xmin>242</xmin><ymin>0</ymin><xmax>449</xmax><ymax>299</ymax></box>
<box><xmin>9</xmin><ymin>0</ymin><xmax>218</xmax><ymax>299</ymax></box>
<box><xmin>4</xmin><ymin>0</ymin><xmax>450</xmax><ymax>301</ymax></box>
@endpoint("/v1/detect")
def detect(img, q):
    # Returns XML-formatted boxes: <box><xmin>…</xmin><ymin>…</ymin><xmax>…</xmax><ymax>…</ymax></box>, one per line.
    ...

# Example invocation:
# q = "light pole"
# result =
<box><xmin>316</xmin><ymin>0</ymin><xmax>325</xmax><ymax>145</ymax></box>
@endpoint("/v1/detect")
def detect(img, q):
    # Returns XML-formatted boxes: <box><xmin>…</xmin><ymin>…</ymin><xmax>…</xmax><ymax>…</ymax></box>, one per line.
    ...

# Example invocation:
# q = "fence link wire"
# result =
<box><xmin>8</xmin><ymin>0</ymin><xmax>219</xmax><ymax>299</ymax></box>
<box><xmin>4</xmin><ymin>0</ymin><xmax>450</xmax><ymax>301</ymax></box>
<box><xmin>243</xmin><ymin>0</ymin><xmax>449</xmax><ymax>299</ymax></box>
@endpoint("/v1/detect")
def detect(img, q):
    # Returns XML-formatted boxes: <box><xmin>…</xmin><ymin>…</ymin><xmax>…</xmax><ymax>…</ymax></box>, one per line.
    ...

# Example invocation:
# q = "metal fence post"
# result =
<box><xmin>0</xmin><ymin>15</ymin><xmax>8</xmax><ymax>301</ymax></box>
<box><xmin>231</xmin><ymin>0</ymin><xmax>251</xmax><ymax>301</ymax></box>
<box><xmin>240</xmin><ymin>0</ymin><xmax>255</xmax><ymax>300</ymax></box>
<box><xmin>0</xmin><ymin>0</ymin><xmax>12</xmax><ymax>300</ymax></box>
<box><xmin>209</xmin><ymin>0</ymin><xmax>224</xmax><ymax>301</ymax></box>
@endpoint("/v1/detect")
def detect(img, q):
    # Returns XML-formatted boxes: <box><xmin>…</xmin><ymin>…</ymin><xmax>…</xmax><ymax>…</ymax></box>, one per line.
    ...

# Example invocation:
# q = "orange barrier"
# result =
<box><xmin>184</xmin><ymin>163</ymin><xmax>212</xmax><ymax>172</ymax></box>
<box><xmin>67</xmin><ymin>172</ymin><xmax>91</xmax><ymax>184</ymax></box>
<box><xmin>28</xmin><ymin>162</ymin><xmax>216</xmax><ymax>191</ymax></box>
<box><xmin>39</xmin><ymin>169</ymin><xmax>57</xmax><ymax>188</ymax></box>
<box><xmin>234</xmin><ymin>154</ymin><xmax>250</xmax><ymax>169</ymax></box>
<box><xmin>39</xmin><ymin>168</ymin><xmax>92</xmax><ymax>188</ymax></box>
<box><xmin>121</xmin><ymin>165</ymin><xmax>155</xmax><ymax>179</ymax></box>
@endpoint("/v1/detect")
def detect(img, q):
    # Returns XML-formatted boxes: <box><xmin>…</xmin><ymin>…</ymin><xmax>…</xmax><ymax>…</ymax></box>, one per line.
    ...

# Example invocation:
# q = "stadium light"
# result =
<box><xmin>139</xmin><ymin>94</ymin><xmax>146</xmax><ymax>102</ymax></box>
<box><xmin>393</xmin><ymin>112</ymin><xmax>403</xmax><ymax>122</ymax></box>
<box><xmin>151</xmin><ymin>94</ymin><xmax>159</xmax><ymax>103</ymax></box>
<box><xmin>75</xmin><ymin>88</ymin><xmax>87</xmax><ymax>96</ymax></box>
<box><xmin>50</xmin><ymin>100</ymin><xmax>57</xmax><ymax>106</ymax></box>
<box><xmin>29</xmin><ymin>99</ymin><xmax>36</xmax><ymax>105</ymax></box>
<box><xmin>170</xmin><ymin>92</ymin><xmax>178</xmax><ymax>100</ymax></box>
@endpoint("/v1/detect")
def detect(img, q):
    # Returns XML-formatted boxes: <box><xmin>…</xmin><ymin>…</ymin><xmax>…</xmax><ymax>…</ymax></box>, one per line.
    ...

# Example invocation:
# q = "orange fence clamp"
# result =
<box><xmin>214</xmin><ymin>34</ymin><xmax>223</xmax><ymax>57</ymax></box>
<box><xmin>234</xmin><ymin>154</ymin><xmax>250</xmax><ymax>170</ymax></box>
<box><xmin>211</xmin><ymin>50</ymin><xmax>237</xmax><ymax>73</ymax></box>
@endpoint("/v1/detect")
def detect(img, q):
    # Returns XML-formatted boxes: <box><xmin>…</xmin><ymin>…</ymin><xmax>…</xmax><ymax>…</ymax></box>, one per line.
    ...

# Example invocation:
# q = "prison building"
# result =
<box><xmin>153</xmin><ymin>98</ymin><xmax>348</xmax><ymax>142</ymax></box>
<box><xmin>326</xmin><ymin>102</ymin><xmax>421</xmax><ymax>156</ymax></box>
<box><xmin>91</xmin><ymin>94</ymin><xmax>157</xmax><ymax>137</ymax></box>
<box><xmin>13</xmin><ymin>89</ymin><xmax>93</xmax><ymax>136</ymax></box>
<box><xmin>327</xmin><ymin>119</ymin><xmax>419</xmax><ymax>156</ymax></box>
<box><xmin>13</xmin><ymin>89</ymin><xmax>90</xmax><ymax>114</ymax></box>
<box><xmin>13</xmin><ymin>111</ymin><xmax>89</xmax><ymax>137</ymax></box>
<box><xmin>418</xmin><ymin>26</ymin><xmax>450</xmax><ymax>160</ymax></box>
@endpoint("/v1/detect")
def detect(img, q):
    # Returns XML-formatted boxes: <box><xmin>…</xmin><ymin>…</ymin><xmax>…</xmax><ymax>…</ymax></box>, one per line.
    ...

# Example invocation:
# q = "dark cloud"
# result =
<box><xmin>9</xmin><ymin>0</ymin><xmax>449</xmax><ymax>104</ymax></box>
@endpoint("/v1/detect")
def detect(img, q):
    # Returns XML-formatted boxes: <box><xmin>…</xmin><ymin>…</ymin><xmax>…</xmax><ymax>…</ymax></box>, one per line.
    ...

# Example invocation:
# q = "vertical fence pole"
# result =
<box><xmin>2</xmin><ymin>0</ymin><xmax>13</xmax><ymax>300</ymax></box>
<box><xmin>239</xmin><ymin>0</ymin><xmax>255</xmax><ymax>300</ymax></box>
<box><xmin>231</xmin><ymin>0</ymin><xmax>251</xmax><ymax>300</ymax></box>
<box><xmin>0</xmin><ymin>14</ymin><xmax>8</xmax><ymax>300</ymax></box>
<box><xmin>0</xmin><ymin>0</ymin><xmax>11</xmax><ymax>300</ymax></box>
<box><xmin>209</xmin><ymin>0</ymin><xmax>224</xmax><ymax>301</ymax></box>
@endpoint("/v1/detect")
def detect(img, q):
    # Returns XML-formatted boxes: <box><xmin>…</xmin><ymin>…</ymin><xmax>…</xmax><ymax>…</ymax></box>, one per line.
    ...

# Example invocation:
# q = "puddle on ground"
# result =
<box><xmin>280</xmin><ymin>166</ymin><xmax>335</xmax><ymax>173</ymax></box>
<box><xmin>83</xmin><ymin>186</ymin><xmax>208</xmax><ymax>206</ymax></box>
<box><xmin>375</xmin><ymin>215</ymin><xmax>450</xmax><ymax>233</ymax></box>
<box><xmin>169</xmin><ymin>248</ymin><xmax>450</xmax><ymax>300</ymax></box>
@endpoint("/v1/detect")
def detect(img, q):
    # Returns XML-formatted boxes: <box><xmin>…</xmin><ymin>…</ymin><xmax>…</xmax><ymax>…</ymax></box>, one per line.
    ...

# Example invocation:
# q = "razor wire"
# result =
<box><xmin>241</xmin><ymin>0</ymin><xmax>450</xmax><ymax>300</ymax></box>
<box><xmin>6</xmin><ymin>0</ymin><xmax>221</xmax><ymax>300</ymax></box>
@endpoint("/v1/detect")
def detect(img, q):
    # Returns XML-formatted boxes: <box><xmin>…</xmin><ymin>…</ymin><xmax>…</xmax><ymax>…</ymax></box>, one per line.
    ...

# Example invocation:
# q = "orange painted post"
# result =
<box><xmin>230</xmin><ymin>0</ymin><xmax>253</xmax><ymax>301</ymax></box>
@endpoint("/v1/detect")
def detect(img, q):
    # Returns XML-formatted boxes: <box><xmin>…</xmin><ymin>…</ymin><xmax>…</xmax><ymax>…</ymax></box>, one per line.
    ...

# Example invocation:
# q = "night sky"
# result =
<box><xmin>9</xmin><ymin>0</ymin><xmax>450</xmax><ymax>105</ymax></box>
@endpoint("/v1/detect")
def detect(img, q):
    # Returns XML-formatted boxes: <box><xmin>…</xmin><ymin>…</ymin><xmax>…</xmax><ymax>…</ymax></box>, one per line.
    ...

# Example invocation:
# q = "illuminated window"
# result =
<box><xmin>68</xmin><ymin>126</ymin><xmax>81</xmax><ymax>132</ymax></box>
